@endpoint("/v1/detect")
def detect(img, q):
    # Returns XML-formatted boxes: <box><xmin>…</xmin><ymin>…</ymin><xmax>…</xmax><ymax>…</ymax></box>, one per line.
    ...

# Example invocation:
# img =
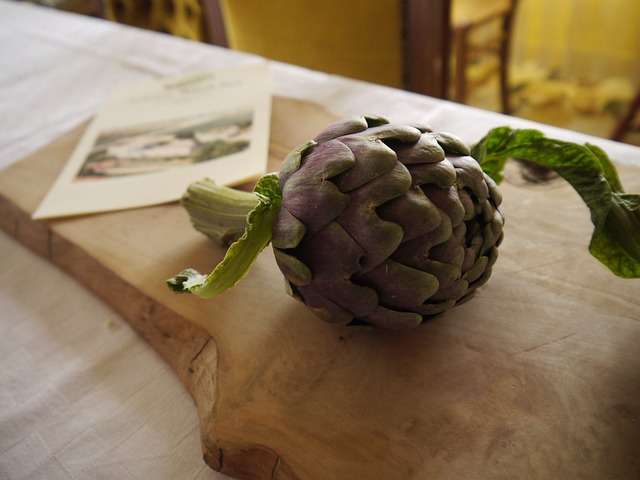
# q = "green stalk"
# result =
<box><xmin>181</xmin><ymin>178</ymin><xmax>259</xmax><ymax>247</ymax></box>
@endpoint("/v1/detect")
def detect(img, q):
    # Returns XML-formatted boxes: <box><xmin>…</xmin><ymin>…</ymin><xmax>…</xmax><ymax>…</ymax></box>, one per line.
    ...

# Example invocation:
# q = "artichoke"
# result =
<box><xmin>169</xmin><ymin>116</ymin><xmax>640</xmax><ymax>329</ymax></box>
<box><xmin>270</xmin><ymin>116</ymin><xmax>504</xmax><ymax>329</ymax></box>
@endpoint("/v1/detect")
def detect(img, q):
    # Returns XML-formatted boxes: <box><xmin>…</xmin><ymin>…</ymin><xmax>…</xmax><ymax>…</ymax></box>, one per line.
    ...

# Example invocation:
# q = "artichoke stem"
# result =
<box><xmin>181</xmin><ymin>178</ymin><xmax>260</xmax><ymax>247</ymax></box>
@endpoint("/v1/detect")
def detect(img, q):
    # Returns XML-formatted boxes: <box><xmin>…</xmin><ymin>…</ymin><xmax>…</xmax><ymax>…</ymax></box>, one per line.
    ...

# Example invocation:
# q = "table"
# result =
<box><xmin>1</xmin><ymin>2</ymin><xmax>639</xmax><ymax>479</ymax></box>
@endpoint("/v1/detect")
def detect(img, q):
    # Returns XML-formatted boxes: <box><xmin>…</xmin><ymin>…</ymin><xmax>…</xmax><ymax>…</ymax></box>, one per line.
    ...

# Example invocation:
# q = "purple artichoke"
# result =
<box><xmin>270</xmin><ymin>115</ymin><xmax>504</xmax><ymax>329</ymax></box>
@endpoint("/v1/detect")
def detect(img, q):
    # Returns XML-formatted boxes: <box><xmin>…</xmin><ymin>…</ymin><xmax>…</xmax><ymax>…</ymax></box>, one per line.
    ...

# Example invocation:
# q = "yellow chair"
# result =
<box><xmin>202</xmin><ymin>0</ymin><xmax>452</xmax><ymax>99</ymax></box>
<box><xmin>202</xmin><ymin>0</ymin><xmax>517</xmax><ymax>111</ymax></box>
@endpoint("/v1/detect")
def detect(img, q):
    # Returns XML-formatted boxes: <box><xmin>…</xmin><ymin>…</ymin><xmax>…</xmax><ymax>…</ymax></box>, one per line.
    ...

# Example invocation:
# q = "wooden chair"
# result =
<box><xmin>201</xmin><ymin>0</ymin><xmax>452</xmax><ymax>100</ymax></box>
<box><xmin>611</xmin><ymin>87</ymin><xmax>640</xmax><ymax>142</ymax></box>
<box><xmin>451</xmin><ymin>0</ymin><xmax>518</xmax><ymax>114</ymax></box>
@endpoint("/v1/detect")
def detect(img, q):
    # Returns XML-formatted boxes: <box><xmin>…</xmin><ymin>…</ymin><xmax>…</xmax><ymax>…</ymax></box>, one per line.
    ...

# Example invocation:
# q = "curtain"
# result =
<box><xmin>512</xmin><ymin>0</ymin><xmax>640</xmax><ymax>83</ymax></box>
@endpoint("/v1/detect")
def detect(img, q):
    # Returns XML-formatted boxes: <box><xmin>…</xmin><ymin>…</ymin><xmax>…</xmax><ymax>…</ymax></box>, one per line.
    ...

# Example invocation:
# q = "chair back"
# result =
<box><xmin>202</xmin><ymin>0</ymin><xmax>452</xmax><ymax>99</ymax></box>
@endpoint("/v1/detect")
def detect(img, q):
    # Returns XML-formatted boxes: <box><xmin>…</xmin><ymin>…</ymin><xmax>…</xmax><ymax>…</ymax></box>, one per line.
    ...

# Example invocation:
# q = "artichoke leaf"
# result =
<box><xmin>472</xmin><ymin>127</ymin><xmax>640</xmax><ymax>278</ymax></box>
<box><xmin>167</xmin><ymin>173</ymin><xmax>282</xmax><ymax>298</ymax></box>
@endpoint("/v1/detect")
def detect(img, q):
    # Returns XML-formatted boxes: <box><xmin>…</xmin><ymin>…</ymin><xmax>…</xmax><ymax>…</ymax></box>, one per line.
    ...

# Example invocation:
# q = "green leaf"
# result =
<box><xmin>472</xmin><ymin>127</ymin><xmax>640</xmax><ymax>278</ymax></box>
<box><xmin>167</xmin><ymin>173</ymin><xmax>282</xmax><ymax>297</ymax></box>
<box><xmin>590</xmin><ymin>193</ymin><xmax>640</xmax><ymax>278</ymax></box>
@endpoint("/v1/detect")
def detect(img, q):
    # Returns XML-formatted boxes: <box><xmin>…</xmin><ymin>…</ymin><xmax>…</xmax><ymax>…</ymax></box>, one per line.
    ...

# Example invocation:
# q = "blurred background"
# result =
<box><xmin>21</xmin><ymin>0</ymin><xmax>640</xmax><ymax>145</ymax></box>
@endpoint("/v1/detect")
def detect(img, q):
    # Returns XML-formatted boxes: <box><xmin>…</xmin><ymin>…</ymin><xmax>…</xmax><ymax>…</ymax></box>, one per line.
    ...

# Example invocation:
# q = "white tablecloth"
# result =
<box><xmin>1</xmin><ymin>2</ymin><xmax>638</xmax><ymax>479</ymax></box>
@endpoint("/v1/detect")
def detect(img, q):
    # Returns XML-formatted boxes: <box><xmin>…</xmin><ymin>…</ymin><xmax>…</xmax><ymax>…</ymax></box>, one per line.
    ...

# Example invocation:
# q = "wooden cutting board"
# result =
<box><xmin>1</xmin><ymin>97</ymin><xmax>639</xmax><ymax>480</ymax></box>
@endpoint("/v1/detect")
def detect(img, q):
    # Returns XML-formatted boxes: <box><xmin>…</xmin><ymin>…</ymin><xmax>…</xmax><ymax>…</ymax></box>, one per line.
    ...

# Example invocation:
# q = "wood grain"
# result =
<box><xmin>1</xmin><ymin>97</ymin><xmax>639</xmax><ymax>479</ymax></box>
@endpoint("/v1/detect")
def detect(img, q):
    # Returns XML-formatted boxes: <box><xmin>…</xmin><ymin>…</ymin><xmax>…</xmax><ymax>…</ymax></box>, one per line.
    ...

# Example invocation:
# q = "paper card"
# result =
<box><xmin>33</xmin><ymin>62</ymin><xmax>272</xmax><ymax>219</ymax></box>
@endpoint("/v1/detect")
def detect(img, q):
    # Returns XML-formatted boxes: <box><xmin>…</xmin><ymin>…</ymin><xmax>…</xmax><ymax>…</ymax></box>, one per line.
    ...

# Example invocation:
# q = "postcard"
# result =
<box><xmin>32</xmin><ymin>62</ymin><xmax>272</xmax><ymax>219</ymax></box>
